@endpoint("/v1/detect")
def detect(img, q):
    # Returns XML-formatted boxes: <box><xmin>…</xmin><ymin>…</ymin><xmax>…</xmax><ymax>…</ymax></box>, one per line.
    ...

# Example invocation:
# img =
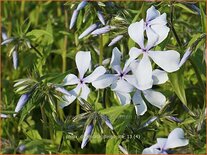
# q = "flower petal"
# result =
<box><xmin>146</xmin><ymin>6</ymin><xmax>160</xmax><ymax>22</ymax></box>
<box><xmin>132</xmin><ymin>90</ymin><xmax>147</xmax><ymax>115</ymax></box>
<box><xmin>148</xmin><ymin>50</ymin><xmax>180</xmax><ymax>72</ymax></box>
<box><xmin>115</xmin><ymin>91</ymin><xmax>131</xmax><ymax>105</ymax></box>
<box><xmin>76</xmin><ymin>51</ymin><xmax>91</xmax><ymax>78</ymax></box>
<box><xmin>60</xmin><ymin>86</ymin><xmax>81</xmax><ymax>108</ymax></box>
<box><xmin>152</xmin><ymin>69</ymin><xmax>168</xmax><ymax>85</ymax></box>
<box><xmin>143</xmin><ymin>89</ymin><xmax>166</xmax><ymax>109</ymax></box>
<box><xmin>76</xmin><ymin>0</ymin><xmax>87</xmax><ymax>11</ymax></box>
<box><xmin>165</xmin><ymin>128</ymin><xmax>189</xmax><ymax>149</ymax></box>
<box><xmin>124</xmin><ymin>74</ymin><xmax>138</xmax><ymax>88</ymax></box>
<box><xmin>80</xmin><ymin>84</ymin><xmax>90</xmax><ymax>100</ymax></box>
<box><xmin>14</xmin><ymin>93</ymin><xmax>30</xmax><ymax>115</ymax></box>
<box><xmin>156</xmin><ymin>138</ymin><xmax>168</xmax><ymax>149</ymax></box>
<box><xmin>110</xmin><ymin>47</ymin><xmax>122</xmax><ymax>73</ymax></box>
<box><xmin>129</xmin><ymin>47</ymin><xmax>143</xmax><ymax>60</ymax></box>
<box><xmin>145</xmin><ymin>27</ymin><xmax>159</xmax><ymax>50</ymax></box>
<box><xmin>79</xmin><ymin>23</ymin><xmax>99</xmax><ymax>39</ymax></box>
<box><xmin>84</xmin><ymin>66</ymin><xmax>106</xmax><ymax>83</ymax></box>
<box><xmin>142</xmin><ymin>147</ymin><xmax>162</xmax><ymax>154</ymax></box>
<box><xmin>111</xmin><ymin>79</ymin><xmax>134</xmax><ymax>93</ymax></box>
<box><xmin>97</xmin><ymin>11</ymin><xmax>105</xmax><ymax>25</ymax></box>
<box><xmin>63</xmin><ymin>74</ymin><xmax>79</xmax><ymax>86</ymax></box>
<box><xmin>149</xmin><ymin>13</ymin><xmax>167</xmax><ymax>26</ymax></box>
<box><xmin>134</xmin><ymin>54</ymin><xmax>153</xmax><ymax>90</ymax></box>
<box><xmin>12</xmin><ymin>50</ymin><xmax>18</xmax><ymax>70</ymax></box>
<box><xmin>92</xmin><ymin>74</ymin><xmax>118</xmax><ymax>89</ymax></box>
<box><xmin>128</xmin><ymin>19</ymin><xmax>145</xmax><ymax>49</ymax></box>
<box><xmin>151</xmin><ymin>25</ymin><xmax>170</xmax><ymax>46</ymax></box>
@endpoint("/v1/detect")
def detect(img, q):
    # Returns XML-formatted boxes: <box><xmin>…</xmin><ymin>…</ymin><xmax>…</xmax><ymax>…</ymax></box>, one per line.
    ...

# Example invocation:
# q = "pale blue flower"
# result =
<box><xmin>61</xmin><ymin>51</ymin><xmax>106</xmax><ymax>108</ymax></box>
<box><xmin>142</xmin><ymin>128</ymin><xmax>189</xmax><ymax>154</ymax></box>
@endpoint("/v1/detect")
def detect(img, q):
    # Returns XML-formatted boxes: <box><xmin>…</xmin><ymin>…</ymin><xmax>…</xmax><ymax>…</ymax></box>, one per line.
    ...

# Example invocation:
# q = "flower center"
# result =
<box><xmin>80</xmin><ymin>79</ymin><xmax>84</xmax><ymax>84</ymax></box>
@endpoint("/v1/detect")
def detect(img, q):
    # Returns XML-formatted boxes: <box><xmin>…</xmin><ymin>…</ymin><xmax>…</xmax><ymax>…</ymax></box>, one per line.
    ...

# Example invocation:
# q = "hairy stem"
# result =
<box><xmin>62</xmin><ymin>9</ymin><xmax>68</xmax><ymax>73</ymax></box>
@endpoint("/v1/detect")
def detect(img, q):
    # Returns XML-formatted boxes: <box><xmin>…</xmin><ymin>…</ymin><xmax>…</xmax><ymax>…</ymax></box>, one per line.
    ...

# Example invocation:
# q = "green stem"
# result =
<box><xmin>62</xmin><ymin>9</ymin><xmax>68</xmax><ymax>73</ymax></box>
<box><xmin>76</xmin><ymin>100</ymin><xmax>80</xmax><ymax>115</ymax></box>
<box><xmin>169</xmin><ymin>3</ymin><xmax>183</xmax><ymax>48</ymax></box>
<box><xmin>99</xmin><ymin>35</ymin><xmax>103</xmax><ymax>65</ymax></box>
<box><xmin>40</xmin><ymin>104</ymin><xmax>48</xmax><ymax>138</ymax></box>
<box><xmin>20</xmin><ymin>0</ymin><xmax>25</xmax><ymax>24</ymax></box>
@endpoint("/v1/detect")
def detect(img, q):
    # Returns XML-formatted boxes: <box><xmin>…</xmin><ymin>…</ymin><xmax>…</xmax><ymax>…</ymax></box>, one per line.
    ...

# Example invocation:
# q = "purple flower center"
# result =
<box><xmin>80</xmin><ymin>79</ymin><xmax>84</xmax><ymax>84</ymax></box>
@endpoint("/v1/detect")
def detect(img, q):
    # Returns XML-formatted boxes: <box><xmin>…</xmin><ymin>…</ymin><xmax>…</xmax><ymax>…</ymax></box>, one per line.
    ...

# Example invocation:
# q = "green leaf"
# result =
<box><xmin>25</xmin><ymin>130</ymin><xmax>42</xmax><ymax>140</ymax></box>
<box><xmin>174</xmin><ymin>3</ymin><xmax>198</xmax><ymax>15</ymax></box>
<box><xmin>199</xmin><ymin>2</ymin><xmax>206</xmax><ymax>32</ymax></box>
<box><xmin>169</xmin><ymin>68</ymin><xmax>187</xmax><ymax>105</ymax></box>
<box><xmin>99</xmin><ymin>104</ymin><xmax>134</xmax><ymax>134</ymax></box>
<box><xmin>105</xmin><ymin>137</ymin><xmax>121</xmax><ymax>154</ymax></box>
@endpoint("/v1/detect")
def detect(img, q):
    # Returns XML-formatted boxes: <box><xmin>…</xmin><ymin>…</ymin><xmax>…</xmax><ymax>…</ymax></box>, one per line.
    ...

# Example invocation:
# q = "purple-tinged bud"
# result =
<box><xmin>12</xmin><ymin>50</ymin><xmax>18</xmax><ymax>70</ymax></box>
<box><xmin>81</xmin><ymin>123</ymin><xmax>93</xmax><ymax>149</ymax></box>
<box><xmin>0</xmin><ymin>114</ymin><xmax>9</xmax><ymax>118</ymax></box>
<box><xmin>179</xmin><ymin>47</ymin><xmax>192</xmax><ymax>68</ymax></box>
<box><xmin>2</xmin><ymin>31</ymin><xmax>8</xmax><ymax>41</ymax></box>
<box><xmin>70</xmin><ymin>9</ymin><xmax>79</xmax><ymax>29</ymax></box>
<box><xmin>91</xmin><ymin>25</ymin><xmax>111</xmax><ymax>36</ymax></box>
<box><xmin>14</xmin><ymin>93</ymin><xmax>31</xmax><ymax>116</ymax></box>
<box><xmin>55</xmin><ymin>86</ymin><xmax>71</xmax><ymax>96</ymax></box>
<box><xmin>108</xmin><ymin>35</ymin><xmax>123</xmax><ymax>46</ymax></box>
<box><xmin>118</xmin><ymin>145</ymin><xmax>128</xmax><ymax>155</ymax></box>
<box><xmin>1</xmin><ymin>38</ymin><xmax>14</xmax><ymax>46</ymax></box>
<box><xmin>97</xmin><ymin>11</ymin><xmax>105</xmax><ymax>25</ymax></box>
<box><xmin>102</xmin><ymin>115</ymin><xmax>113</xmax><ymax>130</ymax></box>
<box><xmin>78</xmin><ymin>23</ymin><xmax>99</xmax><ymax>39</ymax></box>
<box><xmin>167</xmin><ymin>116</ymin><xmax>182</xmax><ymax>123</ymax></box>
<box><xmin>76</xmin><ymin>1</ymin><xmax>88</xmax><ymax>11</ymax></box>
<box><xmin>18</xmin><ymin>144</ymin><xmax>26</xmax><ymax>152</ymax></box>
<box><xmin>141</xmin><ymin>116</ymin><xmax>157</xmax><ymax>128</ymax></box>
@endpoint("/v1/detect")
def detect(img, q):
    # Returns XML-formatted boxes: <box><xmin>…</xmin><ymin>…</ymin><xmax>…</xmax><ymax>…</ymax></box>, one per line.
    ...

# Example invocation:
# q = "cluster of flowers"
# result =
<box><xmin>1</xmin><ymin>3</ymin><xmax>190</xmax><ymax>153</ymax></box>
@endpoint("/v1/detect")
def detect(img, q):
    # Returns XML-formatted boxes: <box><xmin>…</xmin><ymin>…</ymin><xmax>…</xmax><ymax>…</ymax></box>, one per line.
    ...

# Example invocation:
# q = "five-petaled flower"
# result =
<box><xmin>92</xmin><ymin>47</ymin><xmax>134</xmax><ymax>105</ymax></box>
<box><xmin>142</xmin><ymin>128</ymin><xmax>189</xmax><ymax>154</ymax></box>
<box><xmin>128</xmin><ymin>6</ymin><xmax>180</xmax><ymax>90</ymax></box>
<box><xmin>60</xmin><ymin>51</ymin><xmax>106</xmax><ymax>108</ymax></box>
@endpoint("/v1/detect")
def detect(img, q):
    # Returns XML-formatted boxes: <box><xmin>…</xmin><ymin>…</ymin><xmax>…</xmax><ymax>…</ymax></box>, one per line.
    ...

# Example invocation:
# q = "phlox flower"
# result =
<box><xmin>61</xmin><ymin>51</ymin><xmax>106</xmax><ymax>108</ymax></box>
<box><xmin>128</xmin><ymin>6</ymin><xmax>180</xmax><ymax>90</ymax></box>
<box><xmin>129</xmin><ymin>61</ymin><xmax>168</xmax><ymax>115</ymax></box>
<box><xmin>92</xmin><ymin>47</ymin><xmax>134</xmax><ymax>105</ymax></box>
<box><xmin>142</xmin><ymin>128</ymin><xmax>189</xmax><ymax>154</ymax></box>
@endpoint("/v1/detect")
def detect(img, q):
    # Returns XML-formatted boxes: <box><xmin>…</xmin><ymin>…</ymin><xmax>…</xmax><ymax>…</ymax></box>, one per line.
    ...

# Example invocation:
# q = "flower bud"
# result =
<box><xmin>97</xmin><ymin>11</ymin><xmax>105</xmax><ymax>25</ymax></box>
<box><xmin>81</xmin><ymin>123</ymin><xmax>94</xmax><ymax>149</ymax></box>
<box><xmin>76</xmin><ymin>1</ymin><xmax>88</xmax><ymax>11</ymax></box>
<box><xmin>78</xmin><ymin>23</ymin><xmax>99</xmax><ymax>39</ymax></box>
<box><xmin>91</xmin><ymin>25</ymin><xmax>111</xmax><ymax>36</ymax></box>
<box><xmin>14</xmin><ymin>93</ymin><xmax>31</xmax><ymax>116</ymax></box>
<box><xmin>102</xmin><ymin>115</ymin><xmax>113</xmax><ymax>130</ymax></box>
<box><xmin>70</xmin><ymin>10</ymin><xmax>79</xmax><ymax>29</ymax></box>
<box><xmin>119</xmin><ymin>145</ymin><xmax>128</xmax><ymax>155</ymax></box>
<box><xmin>0</xmin><ymin>114</ymin><xmax>9</xmax><ymax>118</ymax></box>
<box><xmin>1</xmin><ymin>38</ymin><xmax>14</xmax><ymax>46</ymax></box>
<box><xmin>179</xmin><ymin>47</ymin><xmax>192</xmax><ymax>68</ymax></box>
<box><xmin>12</xmin><ymin>50</ymin><xmax>18</xmax><ymax>70</ymax></box>
<box><xmin>108</xmin><ymin>35</ymin><xmax>123</xmax><ymax>46</ymax></box>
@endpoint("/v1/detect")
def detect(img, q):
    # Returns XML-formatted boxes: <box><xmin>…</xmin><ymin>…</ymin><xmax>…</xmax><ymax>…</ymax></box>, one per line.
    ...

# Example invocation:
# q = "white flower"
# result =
<box><xmin>60</xmin><ymin>51</ymin><xmax>106</xmax><ymax>108</ymax></box>
<box><xmin>128</xmin><ymin>6</ymin><xmax>180</xmax><ymax>90</ymax></box>
<box><xmin>92</xmin><ymin>47</ymin><xmax>134</xmax><ymax>105</ymax></box>
<box><xmin>142</xmin><ymin>128</ymin><xmax>189</xmax><ymax>154</ymax></box>
<box><xmin>130</xmin><ymin>61</ymin><xmax>168</xmax><ymax>115</ymax></box>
